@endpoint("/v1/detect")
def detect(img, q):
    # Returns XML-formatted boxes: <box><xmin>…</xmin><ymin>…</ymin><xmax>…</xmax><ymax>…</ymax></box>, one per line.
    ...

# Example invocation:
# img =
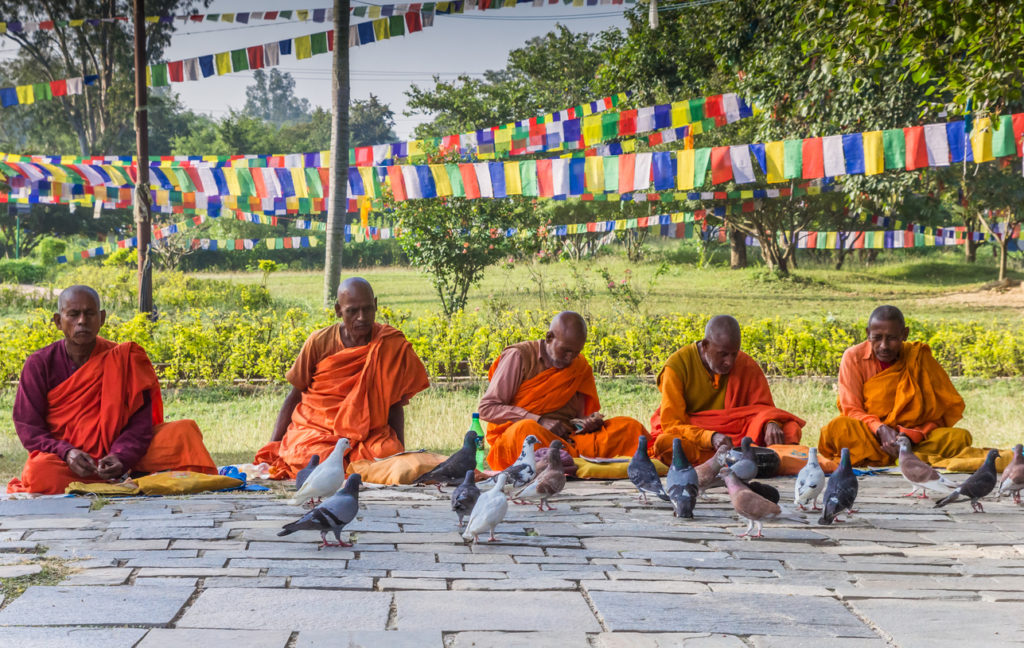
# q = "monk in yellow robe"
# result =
<box><xmin>650</xmin><ymin>315</ymin><xmax>805</xmax><ymax>465</ymax></box>
<box><xmin>479</xmin><ymin>311</ymin><xmax>646</xmax><ymax>470</ymax></box>
<box><xmin>255</xmin><ymin>278</ymin><xmax>430</xmax><ymax>479</ymax></box>
<box><xmin>9</xmin><ymin>286</ymin><xmax>217</xmax><ymax>495</ymax></box>
<box><xmin>818</xmin><ymin>305</ymin><xmax>972</xmax><ymax>467</ymax></box>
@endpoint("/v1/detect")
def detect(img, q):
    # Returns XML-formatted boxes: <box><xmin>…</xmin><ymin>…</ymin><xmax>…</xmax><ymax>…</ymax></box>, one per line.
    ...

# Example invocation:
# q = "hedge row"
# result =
<box><xmin>2</xmin><ymin>307</ymin><xmax>1023</xmax><ymax>383</ymax></box>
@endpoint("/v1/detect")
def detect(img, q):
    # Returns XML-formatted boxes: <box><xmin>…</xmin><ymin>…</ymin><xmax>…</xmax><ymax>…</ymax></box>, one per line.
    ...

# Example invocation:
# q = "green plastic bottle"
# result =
<box><xmin>471</xmin><ymin>412</ymin><xmax>488</xmax><ymax>471</ymax></box>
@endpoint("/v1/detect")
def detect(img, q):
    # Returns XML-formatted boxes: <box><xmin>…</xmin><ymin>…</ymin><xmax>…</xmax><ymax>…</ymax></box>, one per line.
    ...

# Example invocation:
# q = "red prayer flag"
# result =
<box><xmin>264</xmin><ymin>11</ymin><xmax>278</xmax><ymax>19</ymax></box>
<box><xmin>802</xmin><ymin>137</ymin><xmax>824</xmax><ymax>179</ymax></box>
<box><xmin>618</xmin><ymin>109</ymin><xmax>637</xmax><ymax>136</ymax></box>
<box><xmin>387</xmin><ymin>166</ymin><xmax>407</xmax><ymax>201</ymax></box>
<box><xmin>460</xmin><ymin>164</ymin><xmax>481</xmax><ymax>199</ymax></box>
<box><xmin>40</xmin><ymin>20</ymin><xmax>54</xmax><ymax>29</ymax></box>
<box><xmin>355</xmin><ymin>147</ymin><xmax>373</xmax><ymax>166</ymax></box>
<box><xmin>713</xmin><ymin>192</ymin><xmax>726</xmax><ymax>199</ymax></box>
<box><xmin>247</xmin><ymin>46</ymin><xmax>264</xmax><ymax>69</ymax></box>
<box><xmin>648</xmin><ymin>132</ymin><xmax>663</xmax><ymax>146</ymax></box>
<box><xmin>904</xmin><ymin>126</ymin><xmax>929</xmax><ymax>170</ymax></box>
<box><xmin>235</xmin><ymin>239</ymin><xmax>244</xmax><ymax>250</ymax></box>
<box><xmin>250</xmin><ymin>170</ymin><xmax>268</xmax><ymax>198</ymax></box>
<box><xmin>742</xmin><ymin>200</ymin><xmax>755</xmax><ymax>212</ymax></box>
<box><xmin>1012</xmin><ymin>113</ymin><xmax>1024</xmax><ymax>156</ymax></box>
<box><xmin>319</xmin><ymin>168</ymin><xmax>331</xmax><ymax>198</ymax></box>
<box><xmin>50</xmin><ymin>79</ymin><xmax>67</xmax><ymax>96</ymax></box>
<box><xmin>168</xmin><ymin>60</ymin><xmax>184</xmax><ymax>82</ymax></box>
<box><xmin>806</xmin><ymin>232</ymin><xmax>818</xmax><ymax>247</ymax></box>
<box><xmin>189</xmin><ymin>14</ymin><xmax>203</xmax><ymax>22</ymax></box>
<box><xmin>705</xmin><ymin>95</ymin><xmax>724</xmax><ymax>118</ymax></box>
<box><xmin>327</xmin><ymin>30</ymin><xmax>334</xmax><ymax>51</ymax></box>
<box><xmin>405</xmin><ymin>11</ymin><xmax>422</xmax><ymax>33</ymax></box>
<box><xmin>617</xmin><ymin>153</ymin><xmax>635</xmax><ymax>194</ymax></box>
<box><xmin>710</xmin><ymin>146</ymin><xmax>732</xmax><ymax>184</ymax></box>
<box><xmin>536</xmin><ymin>159</ymin><xmax>554</xmax><ymax>197</ymax></box>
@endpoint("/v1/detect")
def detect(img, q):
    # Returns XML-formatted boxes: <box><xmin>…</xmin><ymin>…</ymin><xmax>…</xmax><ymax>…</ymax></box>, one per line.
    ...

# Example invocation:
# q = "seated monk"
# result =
<box><xmin>649</xmin><ymin>315</ymin><xmax>805</xmax><ymax>465</ymax></box>
<box><xmin>818</xmin><ymin>305</ymin><xmax>972</xmax><ymax>467</ymax></box>
<box><xmin>8</xmin><ymin>285</ymin><xmax>217</xmax><ymax>495</ymax></box>
<box><xmin>255</xmin><ymin>277</ymin><xmax>429</xmax><ymax>479</ymax></box>
<box><xmin>479</xmin><ymin>311</ymin><xmax>646</xmax><ymax>470</ymax></box>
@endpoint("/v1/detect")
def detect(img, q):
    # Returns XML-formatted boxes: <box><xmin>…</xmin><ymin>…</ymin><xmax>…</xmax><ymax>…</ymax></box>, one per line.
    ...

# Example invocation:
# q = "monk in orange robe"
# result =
<box><xmin>8</xmin><ymin>286</ymin><xmax>217</xmax><ymax>495</ymax></box>
<box><xmin>818</xmin><ymin>305</ymin><xmax>972</xmax><ymax>467</ymax></box>
<box><xmin>479</xmin><ymin>311</ymin><xmax>645</xmax><ymax>470</ymax></box>
<box><xmin>255</xmin><ymin>277</ymin><xmax>430</xmax><ymax>479</ymax></box>
<box><xmin>649</xmin><ymin>315</ymin><xmax>805</xmax><ymax>465</ymax></box>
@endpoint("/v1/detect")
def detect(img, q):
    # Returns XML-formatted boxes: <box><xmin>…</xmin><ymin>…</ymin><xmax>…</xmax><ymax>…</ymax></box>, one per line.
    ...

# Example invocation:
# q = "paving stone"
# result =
<box><xmin>202</xmin><ymin>577</ymin><xmax>287</xmax><ymax>588</ymax></box>
<box><xmin>749</xmin><ymin>637</ymin><xmax>889</xmax><ymax>648</ymax></box>
<box><xmin>850</xmin><ymin>599</ymin><xmax>1024</xmax><ymax>647</ymax></box>
<box><xmin>0</xmin><ymin>517</ymin><xmax>94</xmax><ymax>529</ymax></box>
<box><xmin>133</xmin><ymin>577</ymin><xmax>199</xmax><ymax>587</ymax></box>
<box><xmin>138</xmin><ymin>629</ymin><xmax>291</xmax><ymax>648</ymax></box>
<box><xmin>709</xmin><ymin>583</ymin><xmax>834</xmax><ymax>597</ymax></box>
<box><xmin>0</xmin><ymin>585</ymin><xmax>194</xmax><ymax>626</ymax></box>
<box><xmin>25</xmin><ymin>530</ymin><xmax>103</xmax><ymax>541</ymax></box>
<box><xmin>0</xmin><ymin>553</ymin><xmax>39</xmax><ymax>564</ymax></box>
<box><xmin>450</xmin><ymin>578</ymin><xmax>576</xmax><ymax>591</ymax></box>
<box><xmin>295</xmin><ymin>630</ymin><xmax>442</xmax><ymax>648</ymax></box>
<box><xmin>394</xmin><ymin>591</ymin><xmax>601</xmax><ymax>631</ymax></box>
<box><xmin>0</xmin><ymin>627</ymin><xmax>147</xmax><ymax>647</ymax></box>
<box><xmin>582</xmin><ymin>580</ymin><xmax>710</xmax><ymax>594</ymax></box>
<box><xmin>834</xmin><ymin>587</ymin><xmax>978</xmax><ymax>601</ymax></box>
<box><xmin>136</xmin><ymin>567</ymin><xmax>260</xmax><ymax>578</ymax></box>
<box><xmin>60</xmin><ymin>567</ymin><xmax>132</xmax><ymax>585</ymax></box>
<box><xmin>595</xmin><ymin>633</ymin><xmax>748</xmax><ymax>647</ymax></box>
<box><xmin>0</xmin><ymin>499</ymin><xmax>91</xmax><ymax>516</ymax></box>
<box><xmin>589</xmin><ymin>592</ymin><xmax>875</xmax><ymax>637</ymax></box>
<box><xmin>171</xmin><ymin>540</ymin><xmax>248</xmax><ymax>550</ymax></box>
<box><xmin>287</xmin><ymin>576</ymin><xmax>375</xmax><ymax>589</ymax></box>
<box><xmin>451</xmin><ymin>631</ymin><xmax>592</xmax><ymax>647</ymax></box>
<box><xmin>437</xmin><ymin>552</ymin><xmax>514</xmax><ymax>564</ymax></box>
<box><xmin>109</xmin><ymin>518</ymin><xmax>215</xmax><ymax>528</ymax></box>
<box><xmin>0</xmin><ymin>563</ymin><xmax>42</xmax><ymax>578</ymax></box>
<box><xmin>124</xmin><ymin>556</ymin><xmax>228</xmax><ymax>568</ymax></box>
<box><xmin>117</xmin><ymin>526</ymin><xmax>230</xmax><ymax>540</ymax></box>
<box><xmin>390</xmin><ymin>570</ymin><xmax>506</xmax><ymax>579</ymax></box>
<box><xmin>177</xmin><ymin>588</ymin><xmax>391</xmax><ymax>630</ymax></box>
<box><xmin>377</xmin><ymin>577</ymin><xmax>447</xmax><ymax>590</ymax></box>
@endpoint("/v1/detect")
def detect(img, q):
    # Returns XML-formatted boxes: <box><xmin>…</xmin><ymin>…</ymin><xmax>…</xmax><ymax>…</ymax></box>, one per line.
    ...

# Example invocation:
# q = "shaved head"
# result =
<box><xmin>700</xmin><ymin>315</ymin><xmax>742</xmax><ymax>375</ymax></box>
<box><xmin>58</xmin><ymin>285</ymin><xmax>101</xmax><ymax>312</ymax></box>
<box><xmin>866</xmin><ymin>305</ymin><xmax>908</xmax><ymax>364</ymax></box>
<box><xmin>868</xmin><ymin>305</ymin><xmax>905</xmax><ymax>328</ymax></box>
<box><xmin>544</xmin><ymin>311</ymin><xmax>588</xmax><ymax>370</ymax></box>
<box><xmin>704</xmin><ymin>315</ymin><xmax>741</xmax><ymax>347</ymax></box>
<box><xmin>335</xmin><ymin>277</ymin><xmax>377</xmax><ymax>347</ymax></box>
<box><xmin>338</xmin><ymin>276</ymin><xmax>374</xmax><ymax>302</ymax></box>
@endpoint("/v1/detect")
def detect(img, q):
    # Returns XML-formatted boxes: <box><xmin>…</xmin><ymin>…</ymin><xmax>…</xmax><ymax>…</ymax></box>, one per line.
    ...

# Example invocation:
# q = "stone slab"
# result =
<box><xmin>850</xmin><ymin>599</ymin><xmax>1024</xmax><ymax>647</ymax></box>
<box><xmin>0</xmin><ymin>586</ymin><xmax>194</xmax><ymax>626</ymax></box>
<box><xmin>451</xmin><ymin>631</ymin><xmax>593</xmax><ymax>647</ymax></box>
<box><xmin>138</xmin><ymin>629</ymin><xmax>291</xmax><ymax>648</ymax></box>
<box><xmin>60</xmin><ymin>567</ymin><xmax>132</xmax><ymax>586</ymax></box>
<box><xmin>589</xmin><ymin>592</ymin><xmax>874</xmax><ymax>637</ymax></box>
<box><xmin>749</xmin><ymin>637</ymin><xmax>889</xmax><ymax>648</ymax></box>
<box><xmin>596</xmin><ymin>633</ymin><xmax>748</xmax><ymax>647</ymax></box>
<box><xmin>116</xmin><ymin>526</ymin><xmax>229</xmax><ymax>540</ymax></box>
<box><xmin>288</xmin><ymin>576</ymin><xmax>375</xmax><ymax>590</ymax></box>
<box><xmin>0</xmin><ymin>499</ymin><xmax>91</xmax><ymax>516</ymax></box>
<box><xmin>177</xmin><ymin>588</ymin><xmax>391</xmax><ymax>631</ymax></box>
<box><xmin>0</xmin><ymin>564</ymin><xmax>42</xmax><ymax>578</ymax></box>
<box><xmin>394</xmin><ymin>591</ymin><xmax>600</xmax><ymax>631</ymax></box>
<box><xmin>0</xmin><ymin>627</ymin><xmax>147</xmax><ymax>647</ymax></box>
<box><xmin>296</xmin><ymin>630</ymin><xmax>442</xmax><ymax>648</ymax></box>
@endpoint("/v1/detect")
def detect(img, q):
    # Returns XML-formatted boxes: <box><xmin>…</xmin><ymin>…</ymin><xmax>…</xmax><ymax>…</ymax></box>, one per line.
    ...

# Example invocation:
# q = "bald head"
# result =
<box><xmin>337</xmin><ymin>276</ymin><xmax>374</xmax><ymax>302</ymax></box>
<box><xmin>700</xmin><ymin>315</ymin><xmax>741</xmax><ymax>375</ymax></box>
<box><xmin>334</xmin><ymin>277</ymin><xmax>377</xmax><ymax>346</ymax></box>
<box><xmin>53</xmin><ymin>285</ymin><xmax>105</xmax><ymax>351</ymax></box>
<box><xmin>866</xmin><ymin>305</ymin><xmax>908</xmax><ymax>364</ymax></box>
<box><xmin>868</xmin><ymin>305</ymin><xmax>905</xmax><ymax>328</ymax></box>
<box><xmin>58</xmin><ymin>285</ymin><xmax>101</xmax><ymax>312</ymax></box>
<box><xmin>544</xmin><ymin>311</ymin><xmax>587</xmax><ymax>370</ymax></box>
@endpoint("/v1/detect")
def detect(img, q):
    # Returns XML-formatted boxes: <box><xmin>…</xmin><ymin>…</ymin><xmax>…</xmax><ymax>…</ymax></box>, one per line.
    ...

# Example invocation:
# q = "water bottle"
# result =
<box><xmin>471</xmin><ymin>413</ymin><xmax>488</xmax><ymax>471</ymax></box>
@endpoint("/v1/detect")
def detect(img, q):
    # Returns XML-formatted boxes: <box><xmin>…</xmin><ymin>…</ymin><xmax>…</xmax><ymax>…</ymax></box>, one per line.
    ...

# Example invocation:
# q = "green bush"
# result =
<box><xmin>0</xmin><ymin>259</ymin><xmax>48</xmax><ymax>284</ymax></box>
<box><xmin>2</xmin><ymin>307</ymin><xmax>1023</xmax><ymax>383</ymax></box>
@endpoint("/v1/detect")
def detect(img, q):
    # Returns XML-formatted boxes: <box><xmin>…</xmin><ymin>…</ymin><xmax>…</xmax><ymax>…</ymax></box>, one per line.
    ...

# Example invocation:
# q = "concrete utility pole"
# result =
<box><xmin>323</xmin><ymin>0</ymin><xmax>351</xmax><ymax>305</ymax></box>
<box><xmin>133</xmin><ymin>0</ymin><xmax>153</xmax><ymax>313</ymax></box>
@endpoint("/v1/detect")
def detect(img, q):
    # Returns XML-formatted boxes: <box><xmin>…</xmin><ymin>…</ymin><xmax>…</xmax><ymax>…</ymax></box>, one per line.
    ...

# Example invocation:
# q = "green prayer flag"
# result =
<box><xmin>520</xmin><ymin>160</ymin><xmax>538</xmax><ymax>196</ymax></box>
<box><xmin>173</xmin><ymin>168</ymin><xmax>194</xmax><ymax>192</ymax></box>
<box><xmin>693</xmin><ymin>148</ymin><xmax>712</xmax><ymax>187</ymax></box>
<box><xmin>882</xmin><ymin>129</ymin><xmax>905</xmax><ymax>170</ymax></box>
<box><xmin>310</xmin><ymin>32</ymin><xmax>328</xmax><ymax>55</ymax></box>
<box><xmin>279</xmin><ymin>10</ymin><xmax>292</xmax><ymax>19</ymax></box>
<box><xmin>601</xmin><ymin>112</ymin><xmax>618</xmax><ymax>139</ymax></box>
<box><xmin>992</xmin><ymin>114</ymin><xmax>1016</xmax><ymax>157</ymax></box>
<box><xmin>298</xmin><ymin>197</ymin><xmax>311</xmax><ymax>213</ymax></box>
<box><xmin>207</xmin><ymin>13</ymin><xmax>219</xmax><ymax>20</ymax></box>
<box><xmin>353</xmin><ymin>7</ymin><xmax>367</xmax><ymax>16</ymax></box>
<box><xmin>603</xmin><ymin>156</ymin><xmax>618</xmax><ymax>193</ymax></box>
<box><xmin>389</xmin><ymin>15</ymin><xmax>404</xmax><ymax>36</ymax></box>
<box><xmin>32</xmin><ymin>82</ymin><xmax>52</xmax><ymax>100</ymax></box>
<box><xmin>783</xmin><ymin>139</ymin><xmax>802</xmax><ymax>179</ymax></box>
<box><xmin>348</xmin><ymin>149</ymin><xmax>356</xmax><ymax>165</ymax></box>
<box><xmin>150</xmin><ymin>64</ymin><xmax>169</xmax><ymax>87</ymax></box>
<box><xmin>236</xmin><ymin>168</ymin><xmax>255</xmax><ymax>197</ymax></box>
<box><xmin>305</xmin><ymin>167</ymin><xmax>322</xmax><ymax>198</ymax></box>
<box><xmin>816</xmin><ymin>232</ymin><xmax>827</xmax><ymax>249</ymax></box>
<box><xmin>446</xmin><ymin>164</ymin><xmax>464</xmax><ymax>197</ymax></box>
<box><xmin>688</xmin><ymin>98</ymin><xmax>705</xmax><ymax>123</ymax></box>
<box><xmin>230</xmin><ymin>49</ymin><xmax>249</xmax><ymax>72</ymax></box>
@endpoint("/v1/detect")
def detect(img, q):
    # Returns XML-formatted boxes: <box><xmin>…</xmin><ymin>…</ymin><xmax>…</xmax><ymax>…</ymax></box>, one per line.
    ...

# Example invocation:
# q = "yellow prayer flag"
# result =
<box><xmin>582</xmin><ymin>115</ymin><xmax>602</xmax><ymax>146</ymax></box>
<box><xmin>368</xmin><ymin>5</ymin><xmax>381</xmax><ymax>18</ymax></box>
<box><xmin>584</xmin><ymin>156</ymin><xmax>603</xmax><ymax>192</ymax></box>
<box><xmin>615</xmin><ymin>219</ymin><xmax>627</xmax><ymax>230</ymax></box>
<box><xmin>863</xmin><ymin>131</ymin><xmax>884</xmax><ymax>175</ymax></box>
<box><xmin>670</xmin><ymin>101</ymin><xmax>690</xmax><ymax>127</ymax></box>
<box><xmin>430</xmin><ymin>165</ymin><xmax>452</xmax><ymax>196</ymax></box>
<box><xmin>294</xmin><ymin>35</ymin><xmax>312</xmax><ymax>60</ymax></box>
<box><xmin>285</xmin><ymin>196</ymin><xmax>299</xmax><ymax>211</ymax></box>
<box><xmin>494</xmin><ymin>128</ymin><xmax>512</xmax><ymax>149</ymax></box>
<box><xmin>765</xmin><ymin>141</ymin><xmax>785</xmax><ymax>183</ymax></box>
<box><xmin>504</xmin><ymin>161</ymin><xmax>522</xmax><ymax>195</ymax></box>
<box><xmin>222</xmin><ymin>168</ymin><xmax>241</xmax><ymax>196</ymax></box>
<box><xmin>740</xmin><ymin>190</ymin><xmax>753</xmax><ymax>199</ymax></box>
<box><xmin>215</xmin><ymin>51</ymin><xmax>231</xmax><ymax>75</ymax></box>
<box><xmin>807</xmin><ymin>186</ymin><xmax>820</xmax><ymax>195</ymax></box>
<box><xmin>297</xmin><ymin>10</ymin><xmax>309</xmax><ymax>21</ymax></box>
<box><xmin>222</xmin><ymin>13</ymin><xmax>234</xmax><ymax>22</ymax></box>
<box><xmin>970</xmin><ymin>116</ymin><xmax>993</xmax><ymax>162</ymax></box>
<box><xmin>358</xmin><ymin>167</ymin><xmax>377</xmax><ymax>198</ymax></box>
<box><xmin>157</xmin><ymin>189</ymin><xmax>169</xmax><ymax>206</ymax></box>
<box><xmin>69</xmin><ymin>19</ymin><xmax>83</xmax><ymax>27</ymax></box>
<box><xmin>1</xmin><ymin>22</ymin><xmax>8</xmax><ymax>33</ymax></box>
<box><xmin>408</xmin><ymin>140</ymin><xmax>425</xmax><ymax>159</ymax></box>
<box><xmin>290</xmin><ymin>167</ymin><xmax>308</xmax><ymax>198</ymax></box>
<box><xmin>145</xmin><ymin>15</ymin><xmax>159</xmax><ymax>23</ymax></box>
<box><xmin>825</xmin><ymin>231</ymin><xmax>837</xmax><ymax>249</ymax></box>
<box><xmin>621</xmin><ymin>140</ymin><xmax>636</xmax><ymax>153</ymax></box>
<box><xmin>372</xmin><ymin>18</ymin><xmax>388</xmax><ymax>41</ymax></box>
<box><xmin>676</xmin><ymin>149</ymin><xmax>695</xmax><ymax>190</ymax></box>
<box><xmin>690</xmin><ymin>121</ymin><xmax>703</xmax><ymax>136</ymax></box>
<box><xmin>224</xmin><ymin>195</ymin><xmax>237</xmax><ymax>210</ymax></box>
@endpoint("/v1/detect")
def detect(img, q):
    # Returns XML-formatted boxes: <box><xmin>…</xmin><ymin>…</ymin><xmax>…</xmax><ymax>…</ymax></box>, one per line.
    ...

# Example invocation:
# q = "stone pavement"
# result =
<box><xmin>1</xmin><ymin>474</ymin><xmax>1023</xmax><ymax>647</ymax></box>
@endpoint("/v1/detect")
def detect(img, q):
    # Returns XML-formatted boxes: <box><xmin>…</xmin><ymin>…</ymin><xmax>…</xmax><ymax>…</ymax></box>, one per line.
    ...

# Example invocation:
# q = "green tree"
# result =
<box><xmin>350</xmin><ymin>94</ymin><xmax>397</xmax><ymax>147</ymax></box>
<box><xmin>243</xmin><ymin>69</ymin><xmax>312</xmax><ymax>125</ymax></box>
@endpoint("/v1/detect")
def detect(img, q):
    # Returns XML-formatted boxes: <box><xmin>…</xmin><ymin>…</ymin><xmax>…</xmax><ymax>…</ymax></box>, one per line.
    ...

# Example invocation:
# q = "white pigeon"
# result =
<box><xmin>290</xmin><ymin>438</ymin><xmax>350</xmax><ymax>506</ymax></box>
<box><xmin>794</xmin><ymin>447</ymin><xmax>826</xmax><ymax>511</ymax></box>
<box><xmin>462</xmin><ymin>472</ymin><xmax>509</xmax><ymax>544</ymax></box>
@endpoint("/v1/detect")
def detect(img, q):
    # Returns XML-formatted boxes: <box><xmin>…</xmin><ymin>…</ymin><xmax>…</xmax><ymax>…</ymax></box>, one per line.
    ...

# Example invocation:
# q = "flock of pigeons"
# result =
<box><xmin>276</xmin><ymin>430</ymin><xmax>1024</xmax><ymax>548</ymax></box>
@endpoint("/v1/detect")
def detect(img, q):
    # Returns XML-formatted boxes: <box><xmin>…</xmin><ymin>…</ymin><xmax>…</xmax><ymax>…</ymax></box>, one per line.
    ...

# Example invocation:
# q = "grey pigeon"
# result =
<box><xmin>462</xmin><ymin>472</ymin><xmax>509</xmax><ymax>543</ymax></box>
<box><xmin>696</xmin><ymin>446</ymin><xmax>730</xmax><ymax>496</ymax></box>
<box><xmin>721</xmin><ymin>467</ymin><xmax>802</xmax><ymax>538</ymax></box>
<box><xmin>628</xmin><ymin>435</ymin><xmax>670</xmax><ymax>504</ymax></box>
<box><xmin>896</xmin><ymin>436</ymin><xmax>955</xmax><ymax>498</ymax></box>
<box><xmin>728</xmin><ymin>437</ymin><xmax>758</xmax><ymax>482</ymax></box>
<box><xmin>747</xmin><ymin>480</ymin><xmax>780</xmax><ymax>504</ymax></box>
<box><xmin>413</xmin><ymin>430</ymin><xmax>481</xmax><ymax>489</ymax></box>
<box><xmin>934</xmin><ymin>448</ymin><xmax>999</xmax><ymax>512</ymax></box>
<box><xmin>479</xmin><ymin>434</ymin><xmax>539</xmax><ymax>497</ymax></box>
<box><xmin>514</xmin><ymin>439</ymin><xmax>567</xmax><ymax>511</ymax></box>
<box><xmin>291</xmin><ymin>438</ymin><xmax>350</xmax><ymax>506</ymax></box>
<box><xmin>818</xmin><ymin>447</ymin><xmax>859</xmax><ymax>525</ymax></box>
<box><xmin>295</xmin><ymin>454</ymin><xmax>320</xmax><ymax>490</ymax></box>
<box><xmin>997</xmin><ymin>444</ymin><xmax>1024</xmax><ymax>504</ymax></box>
<box><xmin>451</xmin><ymin>470</ymin><xmax>481</xmax><ymax>528</ymax></box>
<box><xmin>279</xmin><ymin>473</ymin><xmax>361</xmax><ymax>548</ymax></box>
<box><xmin>666</xmin><ymin>438</ymin><xmax>699</xmax><ymax>518</ymax></box>
<box><xmin>794</xmin><ymin>447</ymin><xmax>825</xmax><ymax>510</ymax></box>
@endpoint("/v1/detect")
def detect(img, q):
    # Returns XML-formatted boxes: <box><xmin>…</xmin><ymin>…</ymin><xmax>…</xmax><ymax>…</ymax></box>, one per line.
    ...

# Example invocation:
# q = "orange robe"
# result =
<box><xmin>819</xmin><ymin>340</ymin><xmax>972</xmax><ymax>466</ymax></box>
<box><xmin>8</xmin><ymin>339</ymin><xmax>216</xmax><ymax>495</ymax></box>
<box><xmin>255</xmin><ymin>323</ymin><xmax>429</xmax><ymax>479</ymax></box>
<box><xmin>649</xmin><ymin>343</ymin><xmax>804</xmax><ymax>465</ymax></box>
<box><xmin>483</xmin><ymin>344</ymin><xmax>645</xmax><ymax>471</ymax></box>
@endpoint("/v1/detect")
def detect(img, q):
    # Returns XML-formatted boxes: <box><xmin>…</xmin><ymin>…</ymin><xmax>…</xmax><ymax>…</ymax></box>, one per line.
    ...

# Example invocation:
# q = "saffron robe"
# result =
<box><xmin>649</xmin><ymin>343</ymin><xmax>804</xmax><ymax>465</ymax></box>
<box><xmin>481</xmin><ymin>340</ymin><xmax>645</xmax><ymax>471</ymax></box>
<box><xmin>255</xmin><ymin>322</ymin><xmax>430</xmax><ymax>479</ymax></box>
<box><xmin>819</xmin><ymin>340</ymin><xmax>973</xmax><ymax>467</ymax></box>
<box><xmin>8</xmin><ymin>338</ymin><xmax>217</xmax><ymax>494</ymax></box>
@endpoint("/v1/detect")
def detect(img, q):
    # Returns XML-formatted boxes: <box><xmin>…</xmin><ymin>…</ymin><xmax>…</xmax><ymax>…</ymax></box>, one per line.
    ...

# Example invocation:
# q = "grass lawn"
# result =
<box><xmin>2</xmin><ymin>377</ymin><xmax>1021</xmax><ymax>484</ymax></box>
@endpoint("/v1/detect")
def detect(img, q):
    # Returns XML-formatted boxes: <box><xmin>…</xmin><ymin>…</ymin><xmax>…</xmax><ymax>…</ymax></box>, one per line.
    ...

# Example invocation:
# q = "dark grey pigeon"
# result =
<box><xmin>818</xmin><ymin>448</ymin><xmax>858</xmax><ymax>525</ymax></box>
<box><xmin>413</xmin><ymin>430</ymin><xmax>481</xmax><ymax>489</ymax></box>
<box><xmin>279</xmin><ymin>473</ymin><xmax>361</xmax><ymax>548</ymax></box>
<box><xmin>934</xmin><ymin>448</ymin><xmax>999</xmax><ymax>512</ymax></box>
<box><xmin>295</xmin><ymin>454</ymin><xmax>320</xmax><ymax>490</ymax></box>
<box><xmin>666</xmin><ymin>438</ymin><xmax>698</xmax><ymax>517</ymax></box>
<box><xmin>628</xmin><ymin>435</ymin><xmax>670</xmax><ymax>504</ymax></box>
<box><xmin>747</xmin><ymin>480</ymin><xmax>780</xmax><ymax>504</ymax></box>
<box><xmin>451</xmin><ymin>469</ymin><xmax>481</xmax><ymax>528</ymax></box>
<box><xmin>728</xmin><ymin>437</ymin><xmax>758</xmax><ymax>482</ymax></box>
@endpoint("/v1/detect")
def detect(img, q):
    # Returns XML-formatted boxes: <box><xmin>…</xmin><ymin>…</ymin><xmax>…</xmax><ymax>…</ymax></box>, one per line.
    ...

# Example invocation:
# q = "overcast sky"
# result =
<box><xmin>0</xmin><ymin>1</ymin><xmax>631</xmax><ymax>140</ymax></box>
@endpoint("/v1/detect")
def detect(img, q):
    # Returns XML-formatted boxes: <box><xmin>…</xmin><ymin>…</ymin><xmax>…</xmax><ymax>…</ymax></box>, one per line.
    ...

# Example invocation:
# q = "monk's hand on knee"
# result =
<box><xmin>711</xmin><ymin>433</ymin><xmax>733</xmax><ymax>451</ymax></box>
<box><xmin>96</xmin><ymin>454</ymin><xmax>125</xmax><ymax>480</ymax></box>
<box><xmin>65</xmin><ymin>449</ymin><xmax>98</xmax><ymax>478</ymax></box>
<box><xmin>763</xmin><ymin>422</ymin><xmax>784</xmax><ymax>446</ymax></box>
<box><xmin>539</xmin><ymin>417</ymin><xmax>572</xmax><ymax>440</ymax></box>
<box><xmin>577</xmin><ymin>413</ymin><xmax>605</xmax><ymax>434</ymax></box>
<box><xmin>877</xmin><ymin>425</ymin><xmax>900</xmax><ymax>458</ymax></box>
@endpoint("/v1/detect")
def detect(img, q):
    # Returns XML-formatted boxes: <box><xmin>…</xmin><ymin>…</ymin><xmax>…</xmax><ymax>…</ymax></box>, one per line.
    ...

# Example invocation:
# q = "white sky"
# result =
<box><xmin>1</xmin><ymin>1</ymin><xmax>631</xmax><ymax>140</ymax></box>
